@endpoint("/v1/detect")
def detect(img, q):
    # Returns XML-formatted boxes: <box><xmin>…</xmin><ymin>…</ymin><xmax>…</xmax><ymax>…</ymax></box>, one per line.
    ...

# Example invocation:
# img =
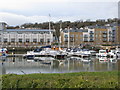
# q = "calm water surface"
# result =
<box><xmin>0</xmin><ymin>56</ymin><xmax>119</xmax><ymax>75</ymax></box>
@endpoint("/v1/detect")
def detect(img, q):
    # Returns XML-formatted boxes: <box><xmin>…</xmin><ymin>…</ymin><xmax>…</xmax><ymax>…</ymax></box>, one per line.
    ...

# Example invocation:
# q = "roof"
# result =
<box><xmin>4</xmin><ymin>29</ymin><xmax>55</xmax><ymax>32</ymax></box>
<box><xmin>62</xmin><ymin>29</ymin><xmax>88</xmax><ymax>33</ymax></box>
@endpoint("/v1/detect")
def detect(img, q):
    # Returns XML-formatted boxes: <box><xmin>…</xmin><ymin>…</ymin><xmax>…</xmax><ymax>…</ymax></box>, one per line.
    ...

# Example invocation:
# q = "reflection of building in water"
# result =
<box><xmin>1</xmin><ymin>56</ymin><xmax>119</xmax><ymax>74</ymax></box>
<box><xmin>0</xmin><ymin>62</ymin><xmax>6</xmax><ymax>75</ymax></box>
<box><xmin>2</xmin><ymin>66</ymin><xmax>6</xmax><ymax>75</ymax></box>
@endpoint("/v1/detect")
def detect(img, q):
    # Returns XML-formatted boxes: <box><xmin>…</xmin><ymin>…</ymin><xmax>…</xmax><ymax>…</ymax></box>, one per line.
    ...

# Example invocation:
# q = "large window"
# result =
<box><xmin>33</xmin><ymin>39</ymin><xmax>37</xmax><ymax>43</ymax></box>
<box><xmin>19</xmin><ymin>39</ymin><xmax>22</xmax><ymax>43</ymax></box>
<box><xmin>4</xmin><ymin>38</ymin><xmax>7</xmax><ymax>43</ymax></box>
<box><xmin>40</xmin><ymin>39</ymin><xmax>44</xmax><ymax>43</ymax></box>
<box><xmin>64</xmin><ymin>35</ymin><xmax>68</xmax><ymax>38</ymax></box>
<box><xmin>11</xmin><ymin>38</ymin><xmax>15</xmax><ymax>42</ymax></box>
<box><xmin>70</xmin><ymin>35</ymin><xmax>74</xmax><ymax>37</ymax></box>
<box><xmin>84</xmin><ymin>35</ymin><xmax>88</xmax><ymax>38</ymax></box>
<box><xmin>47</xmin><ymin>39</ymin><xmax>50</xmax><ymax>43</ymax></box>
<box><xmin>26</xmin><ymin>39</ymin><xmax>30</xmax><ymax>42</ymax></box>
<box><xmin>65</xmin><ymin>38</ymin><xmax>68</xmax><ymax>42</ymax></box>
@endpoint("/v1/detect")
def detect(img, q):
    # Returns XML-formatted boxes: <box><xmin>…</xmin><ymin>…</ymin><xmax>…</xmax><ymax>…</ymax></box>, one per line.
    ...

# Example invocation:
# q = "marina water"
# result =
<box><xmin>0</xmin><ymin>56</ymin><xmax>119</xmax><ymax>75</ymax></box>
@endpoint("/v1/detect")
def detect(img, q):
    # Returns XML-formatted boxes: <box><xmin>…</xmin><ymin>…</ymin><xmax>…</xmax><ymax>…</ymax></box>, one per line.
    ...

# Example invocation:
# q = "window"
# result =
<box><xmin>103</xmin><ymin>35</ymin><xmax>107</xmax><ymax>38</ymax></box>
<box><xmin>103</xmin><ymin>31</ymin><xmax>107</xmax><ymax>34</ymax></box>
<box><xmin>33</xmin><ymin>39</ymin><xmax>37</xmax><ymax>43</ymax></box>
<box><xmin>70</xmin><ymin>34</ymin><xmax>74</xmax><ymax>37</ymax></box>
<box><xmin>103</xmin><ymin>39</ymin><xmax>107</xmax><ymax>42</ymax></box>
<box><xmin>64</xmin><ymin>35</ymin><xmax>68</xmax><ymax>38</ymax></box>
<box><xmin>4</xmin><ymin>38</ymin><xmax>7</xmax><ymax>43</ymax></box>
<box><xmin>65</xmin><ymin>38</ymin><xmax>68</xmax><ymax>42</ymax></box>
<box><xmin>26</xmin><ymin>39</ymin><xmax>30</xmax><ymax>42</ymax></box>
<box><xmin>40</xmin><ymin>39</ymin><xmax>44</xmax><ymax>43</ymax></box>
<box><xmin>89</xmin><ymin>39</ymin><xmax>94</xmax><ymax>42</ymax></box>
<box><xmin>84</xmin><ymin>35</ymin><xmax>88</xmax><ymax>38</ymax></box>
<box><xmin>11</xmin><ymin>38</ymin><xmax>15</xmax><ymax>42</ymax></box>
<box><xmin>19</xmin><ymin>39</ymin><xmax>22</xmax><ymax>43</ymax></box>
<box><xmin>90</xmin><ymin>31</ymin><xmax>94</xmax><ymax>34</ymax></box>
<box><xmin>76</xmin><ymin>35</ymin><xmax>78</xmax><ymax>37</ymax></box>
<box><xmin>90</xmin><ymin>35</ymin><xmax>94</xmax><ymax>37</ymax></box>
<box><xmin>84</xmin><ymin>39</ymin><xmax>88</xmax><ymax>42</ymax></box>
<box><xmin>47</xmin><ymin>39</ymin><xmax>50</xmax><ymax>43</ymax></box>
<box><xmin>70</xmin><ymin>38</ymin><xmax>74</xmax><ymax>42</ymax></box>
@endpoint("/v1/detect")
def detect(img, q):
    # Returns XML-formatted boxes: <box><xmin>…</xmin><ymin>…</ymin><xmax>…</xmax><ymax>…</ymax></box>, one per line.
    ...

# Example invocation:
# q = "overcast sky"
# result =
<box><xmin>0</xmin><ymin>0</ymin><xmax>119</xmax><ymax>26</ymax></box>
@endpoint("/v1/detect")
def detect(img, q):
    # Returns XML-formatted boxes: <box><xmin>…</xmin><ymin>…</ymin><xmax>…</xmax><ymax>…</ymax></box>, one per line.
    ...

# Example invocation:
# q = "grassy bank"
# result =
<box><xmin>2</xmin><ymin>71</ymin><xmax>119</xmax><ymax>88</ymax></box>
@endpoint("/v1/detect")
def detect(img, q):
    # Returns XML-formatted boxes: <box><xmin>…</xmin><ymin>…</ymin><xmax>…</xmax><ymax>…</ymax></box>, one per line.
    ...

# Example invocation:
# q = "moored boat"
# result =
<box><xmin>0</xmin><ymin>48</ymin><xmax>8</xmax><ymax>57</ymax></box>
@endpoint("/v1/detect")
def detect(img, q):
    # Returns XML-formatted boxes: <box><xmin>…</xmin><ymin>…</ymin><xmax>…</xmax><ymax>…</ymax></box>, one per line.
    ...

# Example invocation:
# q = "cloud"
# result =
<box><xmin>0</xmin><ymin>1</ymin><xmax>118</xmax><ymax>26</ymax></box>
<box><xmin>0</xmin><ymin>12</ymin><xmax>49</xmax><ymax>26</ymax></box>
<box><xmin>0</xmin><ymin>12</ymin><xmax>81</xmax><ymax>26</ymax></box>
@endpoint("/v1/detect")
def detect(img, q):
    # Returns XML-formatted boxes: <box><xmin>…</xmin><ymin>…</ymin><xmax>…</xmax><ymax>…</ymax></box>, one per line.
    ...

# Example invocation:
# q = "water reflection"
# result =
<box><xmin>0</xmin><ymin>56</ymin><xmax>119</xmax><ymax>75</ymax></box>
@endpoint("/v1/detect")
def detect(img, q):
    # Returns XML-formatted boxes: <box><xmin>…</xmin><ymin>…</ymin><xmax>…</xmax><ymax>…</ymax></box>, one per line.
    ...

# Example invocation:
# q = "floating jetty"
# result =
<box><xmin>8</xmin><ymin>54</ymin><xmax>23</xmax><ymax>57</ymax></box>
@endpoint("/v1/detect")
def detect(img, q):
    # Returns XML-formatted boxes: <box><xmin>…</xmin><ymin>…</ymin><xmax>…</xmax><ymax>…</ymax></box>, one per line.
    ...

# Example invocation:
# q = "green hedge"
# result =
<box><xmin>2</xmin><ymin>71</ymin><xmax>119</xmax><ymax>88</ymax></box>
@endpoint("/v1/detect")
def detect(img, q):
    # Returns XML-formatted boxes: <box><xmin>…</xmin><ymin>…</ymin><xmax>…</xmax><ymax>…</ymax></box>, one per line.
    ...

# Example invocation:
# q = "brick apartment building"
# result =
<box><xmin>60</xmin><ymin>23</ymin><xmax>120</xmax><ymax>47</ymax></box>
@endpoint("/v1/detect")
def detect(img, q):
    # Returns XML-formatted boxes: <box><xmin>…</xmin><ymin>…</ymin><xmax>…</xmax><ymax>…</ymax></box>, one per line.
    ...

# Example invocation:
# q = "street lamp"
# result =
<box><xmin>12</xmin><ymin>48</ymin><xmax>15</xmax><ymax>56</ymax></box>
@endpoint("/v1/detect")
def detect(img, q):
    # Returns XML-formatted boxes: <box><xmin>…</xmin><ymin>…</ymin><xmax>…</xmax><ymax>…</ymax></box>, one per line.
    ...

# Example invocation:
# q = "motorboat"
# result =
<box><xmin>68</xmin><ymin>56</ymin><xmax>81</xmax><ymax>60</ymax></box>
<box><xmin>23</xmin><ymin>45</ymin><xmax>67</xmax><ymax>59</ymax></box>
<box><xmin>107</xmin><ymin>48</ymin><xmax>120</xmax><ymax>58</ymax></box>
<box><xmin>0</xmin><ymin>48</ymin><xmax>8</xmax><ymax>57</ymax></box>
<box><xmin>96</xmin><ymin>50</ymin><xmax>108</xmax><ymax>57</ymax></box>
<box><xmin>115</xmin><ymin>47</ymin><xmax>120</xmax><ymax>58</ymax></box>
<box><xmin>34</xmin><ymin>57</ymin><xmax>55</xmax><ymax>61</ymax></box>
<box><xmin>109</xmin><ymin>58</ymin><xmax>117</xmax><ymax>63</ymax></box>
<box><xmin>89</xmin><ymin>50</ymin><xmax>97</xmax><ymax>56</ymax></box>
<box><xmin>108</xmin><ymin>50</ymin><xmax>116</xmax><ymax>58</ymax></box>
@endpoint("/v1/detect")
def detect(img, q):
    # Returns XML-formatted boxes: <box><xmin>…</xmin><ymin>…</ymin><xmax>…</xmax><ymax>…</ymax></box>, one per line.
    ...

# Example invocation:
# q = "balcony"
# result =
<box><xmin>84</xmin><ymin>39</ymin><xmax>88</xmax><ymax>42</ymax></box>
<box><xmin>64</xmin><ymin>35</ymin><xmax>68</xmax><ymax>38</ymax></box>
<box><xmin>103</xmin><ymin>39</ymin><xmax>107</xmax><ymax>42</ymax></box>
<box><xmin>102</xmin><ymin>31</ymin><xmax>107</xmax><ymax>34</ymax></box>
<box><xmin>102</xmin><ymin>35</ymin><xmax>107</xmax><ymax>38</ymax></box>
<box><xmin>64</xmin><ymin>38</ymin><xmax>68</xmax><ymax>42</ymax></box>
<box><xmin>70</xmin><ymin>35</ymin><xmax>74</xmax><ymax>38</ymax></box>
<box><xmin>109</xmin><ymin>31</ymin><xmax>112</xmax><ymax>34</ymax></box>
<box><xmin>112</xmin><ymin>36</ymin><xmax>115</xmax><ymax>38</ymax></box>
<box><xmin>89</xmin><ymin>31</ymin><xmax>94</xmax><ymax>34</ymax></box>
<box><xmin>89</xmin><ymin>35</ymin><xmax>94</xmax><ymax>38</ymax></box>
<box><xmin>84</xmin><ymin>36</ymin><xmax>88</xmax><ymax>38</ymax></box>
<box><xmin>89</xmin><ymin>40</ymin><xmax>94</xmax><ymax>42</ymax></box>
<box><xmin>70</xmin><ymin>39</ymin><xmax>74</xmax><ymax>42</ymax></box>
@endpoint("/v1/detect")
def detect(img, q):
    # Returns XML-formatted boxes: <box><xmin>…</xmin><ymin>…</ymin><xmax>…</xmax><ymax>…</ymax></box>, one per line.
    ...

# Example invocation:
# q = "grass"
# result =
<box><xmin>2</xmin><ymin>71</ymin><xmax>119</xmax><ymax>88</ymax></box>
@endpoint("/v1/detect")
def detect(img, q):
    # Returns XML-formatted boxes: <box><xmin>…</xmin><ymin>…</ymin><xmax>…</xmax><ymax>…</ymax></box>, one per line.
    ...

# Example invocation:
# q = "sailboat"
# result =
<box><xmin>23</xmin><ymin>15</ymin><xmax>67</xmax><ymax>59</ymax></box>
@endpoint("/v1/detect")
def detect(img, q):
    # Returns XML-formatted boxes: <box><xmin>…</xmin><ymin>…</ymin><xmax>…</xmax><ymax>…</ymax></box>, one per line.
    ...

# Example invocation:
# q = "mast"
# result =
<box><xmin>59</xmin><ymin>20</ymin><xmax>62</xmax><ymax>48</ymax></box>
<box><xmin>49</xmin><ymin>14</ymin><xmax>51</xmax><ymax>45</ymax></box>
<box><xmin>68</xmin><ymin>27</ymin><xmax>70</xmax><ymax>48</ymax></box>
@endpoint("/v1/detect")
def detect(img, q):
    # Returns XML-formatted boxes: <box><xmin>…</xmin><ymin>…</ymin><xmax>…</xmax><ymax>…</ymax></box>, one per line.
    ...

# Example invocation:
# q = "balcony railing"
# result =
<box><xmin>89</xmin><ymin>32</ymin><xmax>94</xmax><ymax>34</ymax></box>
<box><xmin>84</xmin><ymin>39</ymin><xmax>88</xmax><ymax>42</ymax></box>
<box><xmin>84</xmin><ymin>36</ymin><xmax>88</xmax><ymax>38</ymax></box>
<box><xmin>89</xmin><ymin>40</ymin><xmax>94</xmax><ymax>42</ymax></box>
<box><xmin>103</xmin><ymin>39</ymin><xmax>107</xmax><ymax>42</ymax></box>
<box><xmin>103</xmin><ymin>32</ymin><xmax>107</xmax><ymax>34</ymax></box>
<box><xmin>102</xmin><ymin>35</ymin><xmax>107</xmax><ymax>38</ymax></box>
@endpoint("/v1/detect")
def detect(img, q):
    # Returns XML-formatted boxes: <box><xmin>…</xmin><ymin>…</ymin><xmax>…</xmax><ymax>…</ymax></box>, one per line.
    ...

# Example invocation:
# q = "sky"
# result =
<box><xmin>0</xmin><ymin>0</ymin><xmax>119</xmax><ymax>26</ymax></box>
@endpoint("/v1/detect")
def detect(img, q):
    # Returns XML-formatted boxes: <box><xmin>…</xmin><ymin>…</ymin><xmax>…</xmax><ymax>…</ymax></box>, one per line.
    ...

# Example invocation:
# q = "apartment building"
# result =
<box><xmin>60</xmin><ymin>28</ymin><xmax>87</xmax><ymax>47</ymax></box>
<box><xmin>60</xmin><ymin>24</ymin><xmax>119</xmax><ymax>47</ymax></box>
<box><xmin>0</xmin><ymin>22</ymin><xmax>55</xmax><ymax>46</ymax></box>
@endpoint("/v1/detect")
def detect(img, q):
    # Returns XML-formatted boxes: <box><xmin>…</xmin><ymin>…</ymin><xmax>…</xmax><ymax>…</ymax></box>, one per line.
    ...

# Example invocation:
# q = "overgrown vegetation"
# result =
<box><xmin>7</xmin><ymin>18</ymin><xmax>120</xmax><ymax>38</ymax></box>
<box><xmin>2</xmin><ymin>71</ymin><xmax>119</xmax><ymax>88</ymax></box>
